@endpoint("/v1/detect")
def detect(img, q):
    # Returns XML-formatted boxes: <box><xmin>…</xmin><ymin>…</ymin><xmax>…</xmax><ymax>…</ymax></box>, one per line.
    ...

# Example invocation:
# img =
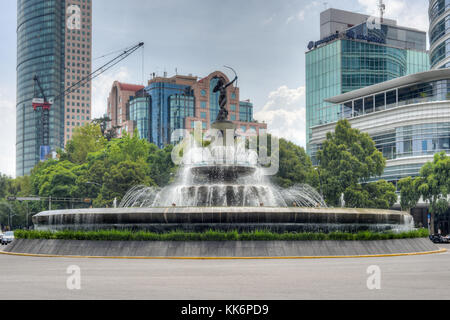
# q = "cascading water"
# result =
<box><xmin>119</xmin><ymin>144</ymin><xmax>327</xmax><ymax>209</ymax></box>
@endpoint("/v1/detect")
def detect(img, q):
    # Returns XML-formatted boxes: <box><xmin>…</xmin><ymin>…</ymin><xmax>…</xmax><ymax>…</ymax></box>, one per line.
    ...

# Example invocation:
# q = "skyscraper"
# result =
<box><xmin>16</xmin><ymin>0</ymin><xmax>92</xmax><ymax>176</ymax></box>
<box><xmin>305</xmin><ymin>8</ymin><xmax>429</xmax><ymax>154</ymax></box>
<box><xmin>429</xmin><ymin>0</ymin><xmax>450</xmax><ymax>69</ymax></box>
<box><xmin>64</xmin><ymin>0</ymin><xmax>93</xmax><ymax>142</ymax></box>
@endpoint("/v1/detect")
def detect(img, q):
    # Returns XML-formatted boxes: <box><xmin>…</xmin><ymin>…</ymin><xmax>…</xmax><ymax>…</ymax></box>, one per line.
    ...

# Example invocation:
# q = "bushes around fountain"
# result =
<box><xmin>15</xmin><ymin>228</ymin><xmax>429</xmax><ymax>242</ymax></box>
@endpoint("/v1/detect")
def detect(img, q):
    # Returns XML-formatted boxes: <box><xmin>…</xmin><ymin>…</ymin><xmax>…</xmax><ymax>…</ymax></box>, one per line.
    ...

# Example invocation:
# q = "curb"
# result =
<box><xmin>0</xmin><ymin>248</ymin><xmax>446</xmax><ymax>260</ymax></box>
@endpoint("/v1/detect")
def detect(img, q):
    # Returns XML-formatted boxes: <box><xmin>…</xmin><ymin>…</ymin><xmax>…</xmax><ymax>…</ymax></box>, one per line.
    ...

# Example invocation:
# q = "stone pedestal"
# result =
<box><xmin>211</xmin><ymin>120</ymin><xmax>237</xmax><ymax>147</ymax></box>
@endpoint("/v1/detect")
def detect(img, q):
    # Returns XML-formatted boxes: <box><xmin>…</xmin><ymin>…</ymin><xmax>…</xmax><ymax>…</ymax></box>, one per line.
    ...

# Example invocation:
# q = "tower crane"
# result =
<box><xmin>32</xmin><ymin>42</ymin><xmax>144</xmax><ymax>161</ymax></box>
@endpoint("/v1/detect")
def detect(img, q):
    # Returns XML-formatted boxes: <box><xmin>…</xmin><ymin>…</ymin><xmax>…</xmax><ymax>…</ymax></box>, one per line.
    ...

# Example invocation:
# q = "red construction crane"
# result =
<box><xmin>32</xmin><ymin>75</ymin><xmax>52</xmax><ymax>161</ymax></box>
<box><xmin>32</xmin><ymin>42</ymin><xmax>144</xmax><ymax>161</ymax></box>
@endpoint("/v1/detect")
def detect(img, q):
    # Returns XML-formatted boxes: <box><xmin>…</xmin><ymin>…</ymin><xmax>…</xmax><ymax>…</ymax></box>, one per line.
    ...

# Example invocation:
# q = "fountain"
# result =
<box><xmin>33</xmin><ymin>71</ymin><xmax>414</xmax><ymax>234</ymax></box>
<box><xmin>32</xmin><ymin>119</ymin><xmax>414</xmax><ymax>233</ymax></box>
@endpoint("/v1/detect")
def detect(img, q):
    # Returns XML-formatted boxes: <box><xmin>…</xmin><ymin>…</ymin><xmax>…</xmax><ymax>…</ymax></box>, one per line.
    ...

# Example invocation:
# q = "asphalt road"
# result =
<box><xmin>0</xmin><ymin>244</ymin><xmax>448</xmax><ymax>300</ymax></box>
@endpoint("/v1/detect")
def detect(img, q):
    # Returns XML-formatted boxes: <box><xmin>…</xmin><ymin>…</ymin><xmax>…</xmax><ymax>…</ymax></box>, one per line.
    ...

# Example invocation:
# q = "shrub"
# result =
<box><xmin>15</xmin><ymin>229</ymin><xmax>429</xmax><ymax>242</ymax></box>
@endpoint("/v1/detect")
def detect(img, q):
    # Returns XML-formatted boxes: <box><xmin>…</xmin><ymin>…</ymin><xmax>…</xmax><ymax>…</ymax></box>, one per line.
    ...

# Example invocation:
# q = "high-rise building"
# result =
<box><xmin>429</xmin><ymin>0</ymin><xmax>450</xmax><ymax>69</ymax></box>
<box><xmin>64</xmin><ymin>0</ymin><xmax>93</xmax><ymax>142</ymax></box>
<box><xmin>107</xmin><ymin>71</ymin><xmax>267</xmax><ymax>148</ymax></box>
<box><xmin>106</xmin><ymin>82</ymin><xmax>145</xmax><ymax>138</ymax></box>
<box><xmin>16</xmin><ymin>0</ymin><xmax>92</xmax><ymax>176</ymax></box>
<box><xmin>305</xmin><ymin>8</ymin><xmax>429</xmax><ymax>154</ymax></box>
<box><xmin>308</xmin><ymin>4</ymin><xmax>450</xmax><ymax>232</ymax></box>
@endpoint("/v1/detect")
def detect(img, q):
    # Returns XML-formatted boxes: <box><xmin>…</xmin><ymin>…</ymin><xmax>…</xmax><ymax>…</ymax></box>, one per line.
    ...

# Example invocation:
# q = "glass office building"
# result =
<box><xmin>145</xmin><ymin>82</ymin><xmax>193</xmax><ymax>148</ymax></box>
<box><xmin>16</xmin><ymin>0</ymin><xmax>66</xmax><ymax>176</ymax></box>
<box><xmin>128</xmin><ymin>91</ymin><xmax>151</xmax><ymax>142</ymax></box>
<box><xmin>306</xmin><ymin>11</ymin><xmax>429</xmax><ymax>153</ymax></box>
<box><xmin>310</xmin><ymin>69</ymin><xmax>450</xmax><ymax>184</ymax></box>
<box><xmin>429</xmin><ymin>0</ymin><xmax>450</xmax><ymax>69</ymax></box>
<box><xmin>122</xmin><ymin>71</ymin><xmax>266</xmax><ymax>148</ymax></box>
<box><xmin>16</xmin><ymin>0</ymin><xmax>92</xmax><ymax>176</ymax></box>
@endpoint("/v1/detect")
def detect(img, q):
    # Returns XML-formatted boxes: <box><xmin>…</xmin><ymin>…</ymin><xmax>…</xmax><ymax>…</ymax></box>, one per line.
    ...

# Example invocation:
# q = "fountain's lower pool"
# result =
<box><xmin>33</xmin><ymin>207</ymin><xmax>414</xmax><ymax>233</ymax></box>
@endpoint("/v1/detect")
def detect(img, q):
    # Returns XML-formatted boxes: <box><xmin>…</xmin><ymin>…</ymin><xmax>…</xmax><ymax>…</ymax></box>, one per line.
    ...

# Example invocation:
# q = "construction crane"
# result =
<box><xmin>32</xmin><ymin>75</ymin><xmax>52</xmax><ymax>161</ymax></box>
<box><xmin>32</xmin><ymin>42</ymin><xmax>144</xmax><ymax>161</ymax></box>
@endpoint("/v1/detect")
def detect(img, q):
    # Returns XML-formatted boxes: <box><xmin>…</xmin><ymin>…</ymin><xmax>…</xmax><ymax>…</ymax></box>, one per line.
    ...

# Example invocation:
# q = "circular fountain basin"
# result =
<box><xmin>33</xmin><ymin>207</ymin><xmax>414</xmax><ymax>233</ymax></box>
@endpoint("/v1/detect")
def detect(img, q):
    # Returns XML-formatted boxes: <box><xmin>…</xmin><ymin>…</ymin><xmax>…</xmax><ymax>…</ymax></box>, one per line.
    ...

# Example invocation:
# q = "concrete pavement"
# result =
<box><xmin>0</xmin><ymin>244</ymin><xmax>448</xmax><ymax>300</ymax></box>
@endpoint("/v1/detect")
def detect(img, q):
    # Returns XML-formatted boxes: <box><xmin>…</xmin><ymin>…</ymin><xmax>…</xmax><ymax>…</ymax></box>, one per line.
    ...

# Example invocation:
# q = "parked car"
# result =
<box><xmin>430</xmin><ymin>234</ymin><xmax>450</xmax><ymax>244</ymax></box>
<box><xmin>1</xmin><ymin>231</ymin><xmax>14</xmax><ymax>245</ymax></box>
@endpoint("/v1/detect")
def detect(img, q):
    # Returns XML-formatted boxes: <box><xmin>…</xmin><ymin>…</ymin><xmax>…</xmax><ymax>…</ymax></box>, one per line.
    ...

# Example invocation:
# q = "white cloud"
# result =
<box><xmin>254</xmin><ymin>85</ymin><xmax>306</xmax><ymax>147</ymax></box>
<box><xmin>358</xmin><ymin>0</ymin><xmax>429</xmax><ymax>32</ymax></box>
<box><xmin>91</xmin><ymin>67</ymin><xmax>132</xmax><ymax>119</ymax></box>
<box><xmin>287</xmin><ymin>1</ymin><xmax>321</xmax><ymax>24</ymax></box>
<box><xmin>0</xmin><ymin>91</ymin><xmax>16</xmax><ymax>177</ymax></box>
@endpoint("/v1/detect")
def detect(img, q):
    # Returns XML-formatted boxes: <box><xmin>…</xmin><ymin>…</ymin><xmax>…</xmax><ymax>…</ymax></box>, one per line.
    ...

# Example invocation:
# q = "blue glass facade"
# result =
<box><xmin>430</xmin><ymin>0</ymin><xmax>450</xmax><ymax>69</ymax></box>
<box><xmin>129</xmin><ymin>95</ymin><xmax>151</xmax><ymax>141</ymax></box>
<box><xmin>239</xmin><ymin>101</ymin><xmax>253</xmax><ymax>122</ymax></box>
<box><xmin>310</xmin><ymin>73</ymin><xmax>450</xmax><ymax>185</ymax></box>
<box><xmin>145</xmin><ymin>82</ymin><xmax>192</xmax><ymax>148</ymax></box>
<box><xmin>16</xmin><ymin>0</ymin><xmax>66</xmax><ymax>176</ymax></box>
<box><xmin>306</xmin><ymin>23</ymin><xmax>429</xmax><ymax>152</ymax></box>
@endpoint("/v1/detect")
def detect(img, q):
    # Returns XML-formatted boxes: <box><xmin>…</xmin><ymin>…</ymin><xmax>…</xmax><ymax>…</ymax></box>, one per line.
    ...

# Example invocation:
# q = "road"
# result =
<box><xmin>0</xmin><ymin>245</ymin><xmax>448</xmax><ymax>300</ymax></box>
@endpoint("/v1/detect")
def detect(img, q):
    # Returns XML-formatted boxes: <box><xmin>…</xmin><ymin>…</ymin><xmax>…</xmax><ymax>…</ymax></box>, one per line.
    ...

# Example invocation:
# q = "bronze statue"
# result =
<box><xmin>213</xmin><ymin>68</ymin><xmax>238</xmax><ymax>122</ymax></box>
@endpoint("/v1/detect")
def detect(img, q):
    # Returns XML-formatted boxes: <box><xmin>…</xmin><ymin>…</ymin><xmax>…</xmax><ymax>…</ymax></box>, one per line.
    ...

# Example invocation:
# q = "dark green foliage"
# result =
<box><xmin>398</xmin><ymin>152</ymin><xmax>450</xmax><ymax>234</ymax></box>
<box><xmin>273</xmin><ymin>138</ymin><xmax>319</xmax><ymax>188</ymax></box>
<box><xmin>16</xmin><ymin>229</ymin><xmax>429</xmax><ymax>241</ymax></box>
<box><xmin>317</xmin><ymin>120</ymin><xmax>389</xmax><ymax>208</ymax></box>
<box><xmin>344</xmin><ymin>180</ymin><xmax>397</xmax><ymax>209</ymax></box>
<box><xmin>27</xmin><ymin>125</ymin><xmax>168</xmax><ymax>209</ymax></box>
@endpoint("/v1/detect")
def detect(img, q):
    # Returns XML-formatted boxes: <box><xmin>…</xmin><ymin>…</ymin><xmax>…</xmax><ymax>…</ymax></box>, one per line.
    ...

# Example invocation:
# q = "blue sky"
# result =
<box><xmin>0</xmin><ymin>0</ymin><xmax>429</xmax><ymax>177</ymax></box>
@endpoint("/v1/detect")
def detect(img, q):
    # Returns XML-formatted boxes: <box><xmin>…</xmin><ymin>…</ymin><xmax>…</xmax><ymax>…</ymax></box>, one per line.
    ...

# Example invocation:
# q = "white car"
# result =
<box><xmin>1</xmin><ymin>231</ymin><xmax>14</xmax><ymax>245</ymax></box>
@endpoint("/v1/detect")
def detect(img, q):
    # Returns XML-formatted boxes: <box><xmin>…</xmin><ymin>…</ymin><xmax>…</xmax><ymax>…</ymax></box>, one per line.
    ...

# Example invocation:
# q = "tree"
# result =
<box><xmin>60</xmin><ymin>124</ymin><xmax>107</xmax><ymax>164</ymax></box>
<box><xmin>249</xmin><ymin>135</ymin><xmax>318</xmax><ymax>188</ymax></box>
<box><xmin>344</xmin><ymin>180</ymin><xmax>397</xmax><ymax>209</ymax></box>
<box><xmin>272</xmin><ymin>138</ymin><xmax>318</xmax><ymax>188</ymax></box>
<box><xmin>317</xmin><ymin>120</ymin><xmax>386</xmax><ymax>207</ymax></box>
<box><xmin>414</xmin><ymin>152</ymin><xmax>450</xmax><ymax>234</ymax></box>
<box><xmin>148</xmin><ymin>144</ymin><xmax>177</xmax><ymax>187</ymax></box>
<box><xmin>0</xmin><ymin>173</ymin><xmax>10</xmax><ymax>199</ymax></box>
<box><xmin>398</xmin><ymin>176</ymin><xmax>421</xmax><ymax>213</ymax></box>
<box><xmin>96</xmin><ymin>160</ymin><xmax>155</xmax><ymax>207</ymax></box>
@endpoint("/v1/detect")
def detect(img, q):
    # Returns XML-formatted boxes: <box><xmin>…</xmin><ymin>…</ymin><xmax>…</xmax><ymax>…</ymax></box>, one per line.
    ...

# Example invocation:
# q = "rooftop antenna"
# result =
<box><xmin>323</xmin><ymin>2</ymin><xmax>328</xmax><ymax>10</ymax></box>
<box><xmin>378</xmin><ymin>0</ymin><xmax>385</xmax><ymax>23</ymax></box>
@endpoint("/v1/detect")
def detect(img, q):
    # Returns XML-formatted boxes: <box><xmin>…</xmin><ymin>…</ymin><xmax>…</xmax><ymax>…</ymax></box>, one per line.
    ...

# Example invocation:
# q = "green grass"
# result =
<box><xmin>15</xmin><ymin>228</ymin><xmax>430</xmax><ymax>242</ymax></box>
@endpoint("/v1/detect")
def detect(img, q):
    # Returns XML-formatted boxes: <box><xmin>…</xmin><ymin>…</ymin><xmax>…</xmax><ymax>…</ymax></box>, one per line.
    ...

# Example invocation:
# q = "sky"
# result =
<box><xmin>0</xmin><ymin>0</ymin><xmax>430</xmax><ymax>177</ymax></box>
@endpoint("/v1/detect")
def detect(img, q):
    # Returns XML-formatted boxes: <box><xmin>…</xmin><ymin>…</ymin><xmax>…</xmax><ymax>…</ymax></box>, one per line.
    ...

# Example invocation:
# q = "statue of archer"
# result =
<box><xmin>213</xmin><ymin>67</ymin><xmax>238</xmax><ymax>122</ymax></box>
